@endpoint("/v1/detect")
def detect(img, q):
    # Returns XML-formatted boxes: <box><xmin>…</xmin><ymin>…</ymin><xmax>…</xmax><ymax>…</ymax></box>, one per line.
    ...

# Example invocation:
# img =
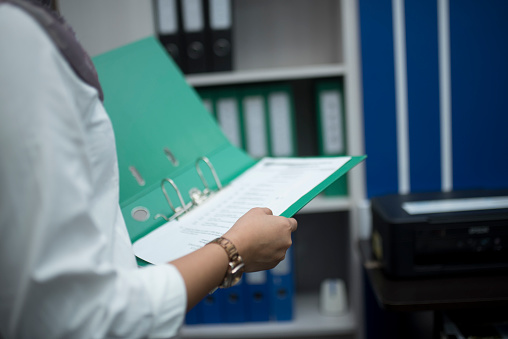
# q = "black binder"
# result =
<box><xmin>207</xmin><ymin>0</ymin><xmax>233</xmax><ymax>72</ymax></box>
<box><xmin>154</xmin><ymin>0</ymin><xmax>185</xmax><ymax>71</ymax></box>
<box><xmin>180</xmin><ymin>0</ymin><xmax>208</xmax><ymax>73</ymax></box>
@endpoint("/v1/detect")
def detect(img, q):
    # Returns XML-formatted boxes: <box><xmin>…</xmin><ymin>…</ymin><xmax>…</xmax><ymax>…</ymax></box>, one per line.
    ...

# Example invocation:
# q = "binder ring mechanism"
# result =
<box><xmin>154</xmin><ymin>157</ymin><xmax>222</xmax><ymax>222</ymax></box>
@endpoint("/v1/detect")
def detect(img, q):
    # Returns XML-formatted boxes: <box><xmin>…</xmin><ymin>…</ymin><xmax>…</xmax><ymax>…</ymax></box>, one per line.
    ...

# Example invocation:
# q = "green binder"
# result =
<box><xmin>213</xmin><ymin>86</ymin><xmax>244</xmax><ymax>150</ymax></box>
<box><xmin>266</xmin><ymin>83</ymin><xmax>297</xmax><ymax>157</ymax></box>
<box><xmin>316</xmin><ymin>79</ymin><xmax>348</xmax><ymax>197</ymax></box>
<box><xmin>195</xmin><ymin>88</ymin><xmax>216</xmax><ymax>117</ymax></box>
<box><xmin>92</xmin><ymin>37</ymin><xmax>364</xmax><ymax>248</ymax></box>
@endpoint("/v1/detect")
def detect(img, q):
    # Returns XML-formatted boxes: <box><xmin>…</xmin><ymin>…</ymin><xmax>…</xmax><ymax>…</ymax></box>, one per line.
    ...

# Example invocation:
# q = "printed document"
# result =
<box><xmin>133</xmin><ymin>156</ymin><xmax>351</xmax><ymax>264</ymax></box>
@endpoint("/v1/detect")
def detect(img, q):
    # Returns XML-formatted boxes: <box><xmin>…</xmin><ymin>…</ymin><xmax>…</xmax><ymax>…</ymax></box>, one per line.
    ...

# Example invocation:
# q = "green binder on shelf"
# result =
<box><xmin>196</xmin><ymin>88</ymin><xmax>216</xmax><ymax>117</ymax></box>
<box><xmin>92</xmin><ymin>36</ymin><xmax>364</xmax><ymax>257</ymax></box>
<box><xmin>316</xmin><ymin>79</ymin><xmax>348</xmax><ymax>197</ymax></box>
<box><xmin>213</xmin><ymin>86</ymin><xmax>244</xmax><ymax>150</ymax></box>
<box><xmin>266</xmin><ymin>83</ymin><xmax>297</xmax><ymax>157</ymax></box>
<box><xmin>239</xmin><ymin>85</ymin><xmax>270</xmax><ymax>159</ymax></box>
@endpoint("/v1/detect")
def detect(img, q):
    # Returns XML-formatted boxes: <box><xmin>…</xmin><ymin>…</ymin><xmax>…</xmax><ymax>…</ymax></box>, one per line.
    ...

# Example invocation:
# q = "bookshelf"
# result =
<box><xmin>186</xmin><ymin>2</ymin><xmax>366</xmax><ymax>336</ymax></box>
<box><xmin>60</xmin><ymin>0</ymin><xmax>366</xmax><ymax>337</ymax></box>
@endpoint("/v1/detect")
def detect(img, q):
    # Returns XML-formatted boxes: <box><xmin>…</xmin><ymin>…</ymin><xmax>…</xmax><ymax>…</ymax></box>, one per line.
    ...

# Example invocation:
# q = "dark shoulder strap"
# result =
<box><xmin>0</xmin><ymin>0</ymin><xmax>104</xmax><ymax>101</ymax></box>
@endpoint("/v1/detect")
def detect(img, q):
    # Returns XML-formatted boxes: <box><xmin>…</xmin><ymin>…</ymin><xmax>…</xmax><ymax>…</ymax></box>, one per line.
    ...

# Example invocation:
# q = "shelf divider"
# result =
<box><xmin>186</xmin><ymin>64</ymin><xmax>346</xmax><ymax>87</ymax></box>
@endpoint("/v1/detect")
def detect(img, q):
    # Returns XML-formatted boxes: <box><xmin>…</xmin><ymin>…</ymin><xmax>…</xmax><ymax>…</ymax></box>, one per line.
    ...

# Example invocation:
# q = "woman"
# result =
<box><xmin>0</xmin><ymin>1</ymin><xmax>297</xmax><ymax>337</ymax></box>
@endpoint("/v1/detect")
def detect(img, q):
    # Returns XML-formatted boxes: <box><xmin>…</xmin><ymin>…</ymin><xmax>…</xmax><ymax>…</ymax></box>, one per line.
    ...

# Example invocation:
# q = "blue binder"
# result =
<box><xmin>184</xmin><ymin>301</ymin><xmax>202</xmax><ymax>325</ymax></box>
<box><xmin>245</xmin><ymin>271</ymin><xmax>270</xmax><ymax>322</ymax></box>
<box><xmin>201</xmin><ymin>289</ymin><xmax>224</xmax><ymax>323</ymax></box>
<box><xmin>221</xmin><ymin>277</ymin><xmax>247</xmax><ymax>323</ymax></box>
<box><xmin>268</xmin><ymin>246</ymin><xmax>294</xmax><ymax>321</ymax></box>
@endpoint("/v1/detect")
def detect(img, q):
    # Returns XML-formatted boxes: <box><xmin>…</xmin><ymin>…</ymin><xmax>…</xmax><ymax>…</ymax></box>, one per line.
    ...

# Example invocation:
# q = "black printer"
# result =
<box><xmin>371</xmin><ymin>190</ymin><xmax>508</xmax><ymax>278</ymax></box>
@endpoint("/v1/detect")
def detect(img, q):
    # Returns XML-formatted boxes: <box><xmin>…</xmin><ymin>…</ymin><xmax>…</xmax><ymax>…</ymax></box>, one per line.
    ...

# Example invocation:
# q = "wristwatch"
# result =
<box><xmin>208</xmin><ymin>237</ymin><xmax>245</xmax><ymax>288</ymax></box>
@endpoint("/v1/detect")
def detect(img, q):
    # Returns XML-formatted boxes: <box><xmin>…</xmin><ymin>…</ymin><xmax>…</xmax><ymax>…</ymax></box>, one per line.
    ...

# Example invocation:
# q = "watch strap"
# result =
<box><xmin>208</xmin><ymin>237</ymin><xmax>244</xmax><ymax>288</ymax></box>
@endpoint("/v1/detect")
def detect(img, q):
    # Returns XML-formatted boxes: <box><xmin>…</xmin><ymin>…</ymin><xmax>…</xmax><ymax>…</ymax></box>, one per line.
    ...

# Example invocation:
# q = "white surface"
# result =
<box><xmin>298</xmin><ymin>195</ymin><xmax>351</xmax><ymax>214</ymax></box>
<box><xmin>187</xmin><ymin>64</ymin><xmax>346</xmax><ymax>87</ymax></box>
<box><xmin>403</xmin><ymin>196</ymin><xmax>508</xmax><ymax>215</ymax></box>
<box><xmin>59</xmin><ymin>0</ymin><xmax>155</xmax><ymax>57</ymax></box>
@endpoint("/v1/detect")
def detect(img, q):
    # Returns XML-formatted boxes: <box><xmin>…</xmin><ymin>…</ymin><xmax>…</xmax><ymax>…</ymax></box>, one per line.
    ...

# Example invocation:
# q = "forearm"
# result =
<box><xmin>170</xmin><ymin>242</ymin><xmax>229</xmax><ymax>310</ymax></box>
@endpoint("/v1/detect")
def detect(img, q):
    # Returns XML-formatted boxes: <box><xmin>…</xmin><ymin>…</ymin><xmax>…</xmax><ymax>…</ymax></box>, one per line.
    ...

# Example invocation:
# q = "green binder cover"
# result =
<box><xmin>92</xmin><ymin>36</ymin><xmax>364</xmax><ymax>247</ymax></box>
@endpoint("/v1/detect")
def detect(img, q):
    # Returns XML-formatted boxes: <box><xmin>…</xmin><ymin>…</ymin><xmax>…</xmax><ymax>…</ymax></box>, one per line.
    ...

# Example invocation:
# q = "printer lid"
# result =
<box><xmin>371</xmin><ymin>189</ymin><xmax>508</xmax><ymax>224</ymax></box>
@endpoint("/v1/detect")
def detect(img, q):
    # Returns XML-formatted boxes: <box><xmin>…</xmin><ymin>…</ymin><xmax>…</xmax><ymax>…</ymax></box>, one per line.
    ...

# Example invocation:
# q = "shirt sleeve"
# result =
<box><xmin>0</xmin><ymin>5</ymin><xmax>186</xmax><ymax>339</ymax></box>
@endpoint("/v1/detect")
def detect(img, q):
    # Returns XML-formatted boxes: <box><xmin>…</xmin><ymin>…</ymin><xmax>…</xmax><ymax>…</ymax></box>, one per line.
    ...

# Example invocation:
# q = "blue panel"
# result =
<box><xmin>450</xmin><ymin>0</ymin><xmax>508</xmax><ymax>190</ymax></box>
<box><xmin>359</xmin><ymin>0</ymin><xmax>399</xmax><ymax>198</ymax></box>
<box><xmin>405</xmin><ymin>0</ymin><xmax>442</xmax><ymax>192</ymax></box>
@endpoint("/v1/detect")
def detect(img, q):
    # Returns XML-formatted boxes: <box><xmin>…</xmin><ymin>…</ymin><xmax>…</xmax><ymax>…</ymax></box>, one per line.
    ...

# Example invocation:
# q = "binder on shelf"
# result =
<box><xmin>267</xmin><ymin>84</ymin><xmax>297</xmax><ymax>157</ymax></box>
<box><xmin>154</xmin><ymin>0</ymin><xmax>185</xmax><ymax>71</ymax></box>
<box><xmin>244</xmin><ymin>271</ymin><xmax>270</xmax><ymax>322</ymax></box>
<box><xmin>207</xmin><ymin>0</ymin><xmax>233</xmax><ymax>72</ymax></box>
<box><xmin>185</xmin><ymin>302</ymin><xmax>202</xmax><ymax>325</ymax></box>
<box><xmin>180</xmin><ymin>0</ymin><xmax>208</xmax><ymax>73</ymax></box>
<box><xmin>241</xmin><ymin>87</ymin><xmax>270</xmax><ymax>159</ymax></box>
<box><xmin>222</xmin><ymin>277</ymin><xmax>247</xmax><ymax>323</ymax></box>
<box><xmin>316</xmin><ymin>80</ymin><xmax>348</xmax><ymax>197</ymax></box>
<box><xmin>92</xmin><ymin>36</ymin><xmax>364</xmax><ymax>267</ymax></box>
<box><xmin>196</xmin><ymin>88</ymin><xmax>215</xmax><ymax>117</ymax></box>
<box><xmin>268</xmin><ymin>246</ymin><xmax>294</xmax><ymax>321</ymax></box>
<box><xmin>214</xmin><ymin>87</ymin><xmax>243</xmax><ymax>149</ymax></box>
<box><xmin>200</xmin><ymin>289</ymin><xmax>224</xmax><ymax>323</ymax></box>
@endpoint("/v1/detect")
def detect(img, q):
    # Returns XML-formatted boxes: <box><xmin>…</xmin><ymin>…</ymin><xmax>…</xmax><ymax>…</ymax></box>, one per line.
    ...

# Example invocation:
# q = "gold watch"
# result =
<box><xmin>208</xmin><ymin>237</ymin><xmax>245</xmax><ymax>288</ymax></box>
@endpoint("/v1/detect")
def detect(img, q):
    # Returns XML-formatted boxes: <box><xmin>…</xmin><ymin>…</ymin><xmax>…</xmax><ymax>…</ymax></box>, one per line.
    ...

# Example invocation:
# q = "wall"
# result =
<box><xmin>59</xmin><ymin>0</ymin><xmax>155</xmax><ymax>56</ymax></box>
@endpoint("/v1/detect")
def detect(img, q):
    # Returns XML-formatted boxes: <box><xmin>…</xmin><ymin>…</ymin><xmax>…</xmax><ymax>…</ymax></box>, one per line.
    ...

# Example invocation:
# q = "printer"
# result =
<box><xmin>371</xmin><ymin>190</ymin><xmax>508</xmax><ymax>278</ymax></box>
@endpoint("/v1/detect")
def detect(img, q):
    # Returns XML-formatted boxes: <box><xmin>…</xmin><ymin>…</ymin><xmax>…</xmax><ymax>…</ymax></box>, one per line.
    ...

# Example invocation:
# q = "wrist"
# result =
<box><xmin>207</xmin><ymin>237</ymin><xmax>245</xmax><ymax>289</ymax></box>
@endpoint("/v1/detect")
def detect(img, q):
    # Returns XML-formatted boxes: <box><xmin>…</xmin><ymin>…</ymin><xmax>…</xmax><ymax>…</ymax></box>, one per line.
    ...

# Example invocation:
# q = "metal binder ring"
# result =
<box><xmin>195</xmin><ymin>156</ymin><xmax>223</xmax><ymax>193</ymax></box>
<box><xmin>161</xmin><ymin>178</ymin><xmax>187</xmax><ymax>214</ymax></box>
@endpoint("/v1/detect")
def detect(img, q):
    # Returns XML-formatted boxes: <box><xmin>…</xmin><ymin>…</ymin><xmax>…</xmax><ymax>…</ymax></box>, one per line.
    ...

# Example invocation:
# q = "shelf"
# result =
<box><xmin>180</xmin><ymin>293</ymin><xmax>356</xmax><ymax>338</ymax></box>
<box><xmin>298</xmin><ymin>195</ymin><xmax>351</xmax><ymax>214</ymax></box>
<box><xmin>186</xmin><ymin>64</ymin><xmax>346</xmax><ymax>87</ymax></box>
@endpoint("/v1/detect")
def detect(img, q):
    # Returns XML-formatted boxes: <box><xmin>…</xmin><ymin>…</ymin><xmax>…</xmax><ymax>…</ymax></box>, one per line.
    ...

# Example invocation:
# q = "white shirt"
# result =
<box><xmin>0</xmin><ymin>4</ymin><xmax>186</xmax><ymax>338</ymax></box>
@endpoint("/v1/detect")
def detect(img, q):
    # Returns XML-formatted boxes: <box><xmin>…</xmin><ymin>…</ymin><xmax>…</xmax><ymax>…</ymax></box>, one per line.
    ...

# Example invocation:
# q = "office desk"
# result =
<box><xmin>359</xmin><ymin>240</ymin><xmax>508</xmax><ymax>338</ymax></box>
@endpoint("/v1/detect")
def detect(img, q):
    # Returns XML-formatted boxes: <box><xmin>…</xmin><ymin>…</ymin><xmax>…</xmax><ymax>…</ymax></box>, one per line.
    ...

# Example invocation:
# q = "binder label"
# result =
<box><xmin>156</xmin><ymin>0</ymin><xmax>178</xmax><ymax>34</ymax></box>
<box><xmin>268</xmin><ymin>92</ymin><xmax>293</xmax><ymax>157</ymax></box>
<box><xmin>181</xmin><ymin>0</ymin><xmax>205</xmax><ymax>32</ymax></box>
<box><xmin>320</xmin><ymin>90</ymin><xmax>344</xmax><ymax>155</ymax></box>
<box><xmin>243</xmin><ymin>95</ymin><xmax>268</xmax><ymax>158</ymax></box>
<box><xmin>209</xmin><ymin>0</ymin><xmax>232</xmax><ymax>29</ymax></box>
<box><xmin>217</xmin><ymin>98</ymin><xmax>242</xmax><ymax>148</ymax></box>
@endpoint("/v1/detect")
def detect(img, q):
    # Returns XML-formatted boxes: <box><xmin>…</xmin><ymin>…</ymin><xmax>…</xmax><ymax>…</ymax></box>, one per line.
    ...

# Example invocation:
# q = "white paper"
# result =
<box><xmin>133</xmin><ymin>156</ymin><xmax>351</xmax><ymax>264</ymax></box>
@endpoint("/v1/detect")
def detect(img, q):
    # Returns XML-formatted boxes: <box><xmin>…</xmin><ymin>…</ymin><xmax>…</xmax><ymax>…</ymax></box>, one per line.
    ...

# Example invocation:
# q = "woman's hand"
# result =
<box><xmin>223</xmin><ymin>207</ymin><xmax>297</xmax><ymax>272</ymax></box>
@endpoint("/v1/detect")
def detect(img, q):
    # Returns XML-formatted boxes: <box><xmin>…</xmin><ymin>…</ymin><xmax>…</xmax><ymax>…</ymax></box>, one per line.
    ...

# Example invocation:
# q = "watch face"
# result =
<box><xmin>229</xmin><ymin>261</ymin><xmax>245</xmax><ymax>287</ymax></box>
<box><xmin>231</xmin><ymin>274</ymin><xmax>242</xmax><ymax>286</ymax></box>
